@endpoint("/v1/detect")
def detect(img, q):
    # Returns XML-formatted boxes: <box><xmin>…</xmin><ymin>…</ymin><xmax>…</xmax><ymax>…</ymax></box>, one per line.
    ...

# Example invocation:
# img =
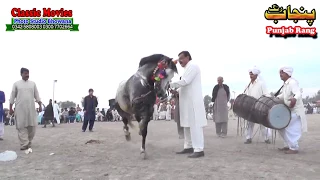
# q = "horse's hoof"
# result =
<box><xmin>125</xmin><ymin>134</ymin><xmax>131</xmax><ymax>141</ymax></box>
<box><xmin>140</xmin><ymin>151</ymin><xmax>147</xmax><ymax>159</ymax></box>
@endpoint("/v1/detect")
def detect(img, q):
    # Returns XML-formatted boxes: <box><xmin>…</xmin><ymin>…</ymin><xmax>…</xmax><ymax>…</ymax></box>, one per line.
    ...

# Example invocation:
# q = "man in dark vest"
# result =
<box><xmin>211</xmin><ymin>76</ymin><xmax>230</xmax><ymax>137</ymax></box>
<box><xmin>43</xmin><ymin>99</ymin><xmax>55</xmax><ymax>128</ymax></box>
<box><xmin>82</xmin><ymin>89</ymin><xmax>98</xmax><ymax>132</ymax></box>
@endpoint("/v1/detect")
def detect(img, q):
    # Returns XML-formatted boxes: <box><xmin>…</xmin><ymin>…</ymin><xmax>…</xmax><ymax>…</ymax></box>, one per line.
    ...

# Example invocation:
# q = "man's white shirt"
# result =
<box><xmin>245</xmin><ymin>79</ymin><xmax>268</xmax><ymax>98</ymax></box>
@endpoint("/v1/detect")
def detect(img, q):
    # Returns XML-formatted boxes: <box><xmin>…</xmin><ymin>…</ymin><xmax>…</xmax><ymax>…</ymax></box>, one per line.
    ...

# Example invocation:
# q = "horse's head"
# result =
<box><xmin>138</xmin><ymin>54</ymin><xmax>178</xmax><ymax>99</ymax></box>
<box><xmin>152</xmin><ymin>56</ymin><xmax>178</xmax><ymax>98</ymax></box>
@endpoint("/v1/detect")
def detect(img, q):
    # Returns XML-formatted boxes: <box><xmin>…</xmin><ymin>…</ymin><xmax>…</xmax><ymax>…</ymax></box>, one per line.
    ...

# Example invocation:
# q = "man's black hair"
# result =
<box><xmin>20</xmin><ymin>67</ymin><xmax>29</xmax><ymax>75</ymax></box>
<box><xmin>178</xmin><ymin>51</ymin><xmax>192</xmax><ymax>60</ymax></box>
<box><xmin>89</xmin><ymin>88</ymin><xmax>94</xmax><ymax>92</ymax></box>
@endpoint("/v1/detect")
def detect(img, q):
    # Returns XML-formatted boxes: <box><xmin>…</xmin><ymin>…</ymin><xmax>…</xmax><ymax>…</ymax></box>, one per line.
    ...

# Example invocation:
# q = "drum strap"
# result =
<box><xmin>274</xmin><ymin>85</ymin><xmax>284</xmax><ymax>97</ymax></box>
<box><xmin>243</xmin><ymin>82</ymin><xmax>251</xmax><ymax>94</ymax></box>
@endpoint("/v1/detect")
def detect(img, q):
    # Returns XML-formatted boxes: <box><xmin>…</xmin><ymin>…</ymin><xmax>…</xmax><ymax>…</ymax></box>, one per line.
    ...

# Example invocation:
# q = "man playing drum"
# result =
<box><xmin>276</xmin><ymin>67</ymin><xmax>307</xmax><ymax>154</ymax></box>
<box><xmin>244</xmin><ymin>66</ymin><xmax>271</xmax><ymax>144</ymax></box>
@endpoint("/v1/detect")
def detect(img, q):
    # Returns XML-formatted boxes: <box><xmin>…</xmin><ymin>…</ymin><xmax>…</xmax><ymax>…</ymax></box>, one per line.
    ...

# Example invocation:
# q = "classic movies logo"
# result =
<box><xmin>6</xmin><ymin>8</ymin><xmax>79</xmax><ymax>31</ymax></box>
<box><xmin>264</xmin><ymin>4</ymin><xmax>317</xmax><ymax>39</ymax></box>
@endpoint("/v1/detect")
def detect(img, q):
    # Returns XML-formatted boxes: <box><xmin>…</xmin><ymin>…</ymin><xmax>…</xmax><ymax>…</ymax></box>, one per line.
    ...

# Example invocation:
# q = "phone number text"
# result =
<box><xmin>11</xmin><ymin>24</ymin><xmax>73</xmax><ymax>30</ymax></box>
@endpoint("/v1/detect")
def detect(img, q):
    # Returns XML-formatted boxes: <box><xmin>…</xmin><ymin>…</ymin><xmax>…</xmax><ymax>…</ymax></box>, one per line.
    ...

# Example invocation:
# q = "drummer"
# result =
<box><xmin>276</xmin><ymin>67</ymin><xmax>307</xmax><ymax>154</ymax></box>
<box><xmin>244</xmin><ymin>66</ymin><xmax>272</xmax><ymax>144</ymax></box>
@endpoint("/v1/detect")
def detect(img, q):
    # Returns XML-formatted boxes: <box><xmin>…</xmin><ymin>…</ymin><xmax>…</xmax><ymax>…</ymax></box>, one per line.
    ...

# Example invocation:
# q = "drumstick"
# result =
<box><xmin>237</xmin><ymin>117</ymin><xmax>239</xmax><ymax>136</ymax></box>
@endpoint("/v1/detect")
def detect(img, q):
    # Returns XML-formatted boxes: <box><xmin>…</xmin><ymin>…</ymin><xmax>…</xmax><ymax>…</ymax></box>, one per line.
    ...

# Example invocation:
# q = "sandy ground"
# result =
<box><xmin>0</xmin><ymin>115</ymin><xmax>320</xmax><ymax>180</ymax></box>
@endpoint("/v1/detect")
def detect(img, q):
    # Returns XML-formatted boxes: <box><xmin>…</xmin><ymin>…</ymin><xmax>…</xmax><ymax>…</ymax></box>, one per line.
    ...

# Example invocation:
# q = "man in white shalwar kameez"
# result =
<box><xmin>79</xmin><ymin>109</ymin><xmax>84</xmax><ymax>122</ymax></box>
<box><xmin>170</xmin><ymin>51</ymin><xmax>207</xmax><ymax>158</ymax></box>
<box><xmin>277</xmin><ymin>67</ymin><xmax>307</xmax><ymax>154</ymax></box>
<box><xmin>165</xmin><ymin>102</ymin><xmax>172</xmax><ymax>120</ymax></box>
<box><xmin>244</xmin><ymin>66</ymin><xmax>272</xmax><ymax>144</ymax></box>
<box><xmin>9</xmin><ymin>68</ymin><xmax>42</xmax><ymax>150</ymax></box>
<box><xmin>111</xmin><ymin>109</ymin><xmax>117</xmax><ymax>121</ymax></box>
<box><xmin>153</xmin><ymin>103</ymin><xmax>158</xmax><ymax>120</ymax></box>
<box><xmin>53</xmin><ymin>100</ymin><xmax>60</xmax><ymax>124</ymax></box>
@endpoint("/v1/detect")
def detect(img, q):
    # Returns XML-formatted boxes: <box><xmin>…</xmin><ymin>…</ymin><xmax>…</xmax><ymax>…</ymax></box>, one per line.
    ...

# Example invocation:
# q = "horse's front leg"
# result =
<box><xmin>122</xmin><ymin>117</ymin><xmax>131</xmax><ymax>141</ymax></box>
<box><xmin>139</xmin><ymin>106</ymin><xmax>153</xmax><ymax>159</ymax></box>
<box><xmin>140</xmin><ymin>117</ymin><xmax>150</xmax><ymax>159</ymax></box>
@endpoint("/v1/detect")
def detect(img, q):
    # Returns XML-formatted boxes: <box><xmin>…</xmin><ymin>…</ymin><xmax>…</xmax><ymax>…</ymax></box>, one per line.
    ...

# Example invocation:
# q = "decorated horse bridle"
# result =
<box><xmin>151</xmin><ymin>60</ymin><xmax>169</xmax><ymax>82</ymax></box>
<box><xmin>132</xmin><ymin>59</ymin><xmax>177</xmax><ymax>104</ymax></box>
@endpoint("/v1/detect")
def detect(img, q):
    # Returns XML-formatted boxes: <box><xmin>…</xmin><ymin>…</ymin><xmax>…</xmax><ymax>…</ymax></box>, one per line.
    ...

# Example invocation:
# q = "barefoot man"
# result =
<box><xmin>9</xmin><ymin>68</ymin><xmax>42</xmax><ymax>150</ymax></box>
<box><xmin>277</xmin><ymin>66</ymin><xmax>307</xmax><ymax>154</ymax></box>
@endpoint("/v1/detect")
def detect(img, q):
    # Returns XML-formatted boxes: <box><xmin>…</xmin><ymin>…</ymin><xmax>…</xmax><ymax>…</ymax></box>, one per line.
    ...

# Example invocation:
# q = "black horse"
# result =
<box><xmin>115</xmin><ymin>54</ymin><xmax>178</xmax><ymax>159</ymax></box>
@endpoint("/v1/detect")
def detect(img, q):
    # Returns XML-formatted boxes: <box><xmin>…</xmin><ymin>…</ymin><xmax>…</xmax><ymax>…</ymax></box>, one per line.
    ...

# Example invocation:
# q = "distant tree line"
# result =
<box><xmin>303</xmin><ymin>90</ymin><xmax>320</xmax><ymax>104</ymax></box>
<box><xmin>57</xmin><ymin>101</ymin><xmax>77</xmax><ymax>109</ymax></box>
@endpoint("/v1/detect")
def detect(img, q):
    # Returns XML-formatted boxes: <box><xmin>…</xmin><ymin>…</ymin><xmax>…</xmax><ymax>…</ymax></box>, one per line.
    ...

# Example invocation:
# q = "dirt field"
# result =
<box><xmin>1</xmin><ymin>115</ymin><xmax>320</xmax><ymax>180</ymax></box>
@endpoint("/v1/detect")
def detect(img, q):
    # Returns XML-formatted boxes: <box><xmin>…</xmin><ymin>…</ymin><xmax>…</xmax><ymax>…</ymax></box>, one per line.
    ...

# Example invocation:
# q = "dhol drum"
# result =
<box><xmin>252</xmin><ymin>96</ymin><xmax>291</xmax><ymax>130</ymax></box>
<box><xmin>233</xmin><ymin>94</ymin><xmax>258</xmax><ymax>123</ymax></box>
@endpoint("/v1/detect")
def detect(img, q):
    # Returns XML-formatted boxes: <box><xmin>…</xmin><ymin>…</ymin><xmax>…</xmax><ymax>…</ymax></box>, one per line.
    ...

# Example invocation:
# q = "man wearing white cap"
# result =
<box><xmin>244</xmin><ymin>66</ymin><xmax>271</xmax><ymax>144</ymax></box>
<box><xmin>277</xmin><ymin>67</ymin><xmax>307</xmax><ymax>154</ymax></box>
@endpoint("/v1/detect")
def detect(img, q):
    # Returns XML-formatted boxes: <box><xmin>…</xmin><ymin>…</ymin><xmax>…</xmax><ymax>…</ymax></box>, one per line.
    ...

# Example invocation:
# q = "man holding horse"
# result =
<box><xmin>170</xmin><ymin>51</ymin><xmax>207</xmax><ymax>158</ymax></box>
<box><xmin>276</xmin><ymin>66</ymin><xmax>307</xmax><ymax>154</ymax></box>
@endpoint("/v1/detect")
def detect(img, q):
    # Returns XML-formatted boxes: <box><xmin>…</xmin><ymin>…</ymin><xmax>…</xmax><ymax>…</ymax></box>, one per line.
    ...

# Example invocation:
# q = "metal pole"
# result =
<box><xmin>53</xmin><ymin>81</ymin><xmax>55</xmax><ymax>103</ymax></box>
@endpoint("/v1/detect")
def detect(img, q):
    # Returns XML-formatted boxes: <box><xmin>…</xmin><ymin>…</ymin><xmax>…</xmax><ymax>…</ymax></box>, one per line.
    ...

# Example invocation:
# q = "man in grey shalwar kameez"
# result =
<box><xmin>173</xmin><ymin>92</ymin><xmax>184</xmax><ymax>139</ymax></box>
<box><xmin>9</xmin><ymin>68</ymin><xmax>42</xmax><ymax>150</ymax></box>
<box><xmin>211</xmin><ymin>77</ymin><xmax>230</xmax><ymax>137</ymax></box>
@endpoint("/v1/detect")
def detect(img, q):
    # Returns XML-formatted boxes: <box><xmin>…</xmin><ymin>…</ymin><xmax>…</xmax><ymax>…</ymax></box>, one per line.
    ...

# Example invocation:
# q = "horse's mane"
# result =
<box><xmin>138</xmin><ymin>54</ymin><xmax>178</xmax><ymax>73</ymax></box>
<box><xmin>138</xmin><ymin>54</ymin><xmax>165</xmax><ymax>68</ymax></box>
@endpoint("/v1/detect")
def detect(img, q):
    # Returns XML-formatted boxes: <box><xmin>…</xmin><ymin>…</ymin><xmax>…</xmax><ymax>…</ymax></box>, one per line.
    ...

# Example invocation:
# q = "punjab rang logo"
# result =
<box><xmin>264</xmin><ymin>4</ymin><xmax>317</xmax><ymax>39</ymax></box>
<box><xmin>6</xmin><ymin>8</ymin><xmax>79</xmax><ymax>31</ymax></box>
